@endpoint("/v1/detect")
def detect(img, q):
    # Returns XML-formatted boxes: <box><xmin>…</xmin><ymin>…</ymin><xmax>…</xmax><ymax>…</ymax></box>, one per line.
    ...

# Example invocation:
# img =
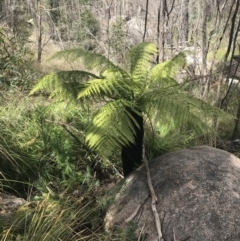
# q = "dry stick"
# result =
<box><xmin>124</xmin><ymin>206</ymin><xmax>141</xmax><ymax>223</ymax></box>
<box><xmin>45</xmin><ymin>119</ymin><xmax>90</xmax><ymax>152</ymax></box>
<box><xmin>124</xmin><ymin>196</ymin><xmax>148</xmax><ymax>223</ymax></box>
<box><xmin>172</xmin><ymin>229</ymin><xmax>177</xmax><ymax>241</ymax></box>
<box><xmin>45</xmin><ymin>119</ymin><xmax>124</xmax><ymax>178</ymax></box>
<box><xmin>142</xmin><ymin>144</ymin><xmax>164</xmax><ymax>241</ymax></box>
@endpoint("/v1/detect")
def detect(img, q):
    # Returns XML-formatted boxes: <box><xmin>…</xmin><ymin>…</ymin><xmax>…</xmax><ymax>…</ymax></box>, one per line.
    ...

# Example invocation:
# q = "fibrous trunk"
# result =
<box><xmin>121</xmin><ymin>107</ymin><xmax>144</xmax><ymax>177</ymax></box>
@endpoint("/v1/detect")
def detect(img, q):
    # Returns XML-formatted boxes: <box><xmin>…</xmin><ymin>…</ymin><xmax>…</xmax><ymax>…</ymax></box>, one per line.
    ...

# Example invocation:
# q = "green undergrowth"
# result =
<box><xmin>0</xmin><ymin>92</ymin><xmax>120</xmax><ymax>239</ymax></box>
<box><xmin>0</xmin><ymin>87</ymin><xmax>234</xmax><ymax>240</ymax></box>
<box><xmin>0</xmin><ymin>91</ymin><xmax>116</xmax><ymax>192</ymax></box>
<box><xmin>0</xmin><ymin>90</ymin><xmax>229</xmax><ymax>235</ymax></box>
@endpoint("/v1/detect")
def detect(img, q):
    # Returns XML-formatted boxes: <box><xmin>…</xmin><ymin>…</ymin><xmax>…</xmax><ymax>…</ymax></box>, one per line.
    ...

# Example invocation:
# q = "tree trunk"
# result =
<box><xmin>0</xmin><ymin>0</ymin><xmax>3</xmax><ymax>13</ymax></box>
<box><xmin>201</xmin><ymin>0</ymin><xmax>209</xmax><ymax>99</ymax></box>
<box><xmin>49</xmin><ymin>0</ymin><xmax>60</xmax><ymax>26</ymax></box>
<box><xmin>159</xmin><ymin>0</ymin><xmax>166</xmax><ymax>62</ymax></box>
<box><xmin>181</xmin><ymin>0</ymin><xmax>189</xmax><ymax>47</ymax></box>
<box><xmin>121</xmin><ymin>107</ymin><xmax>144</xmax><ymax>177</ymax></box>
<box><xmin>142</xmin><ymin>0</ymin><xmax>149</xmax><ymax>42</ymax></box>
<box><xmin>231</xmin><ymin>100</ymin><xmax>240</xmax><ymax>140</ymax></box>
<box><xmin>156</xmin><ymin>2</ymin><xmax>160</xmax><ymax>63</ymax></box>
<box><xmin>37</xmin><ymin>0</ymin><xmax>42</xmax><ymax>63</ymax></box>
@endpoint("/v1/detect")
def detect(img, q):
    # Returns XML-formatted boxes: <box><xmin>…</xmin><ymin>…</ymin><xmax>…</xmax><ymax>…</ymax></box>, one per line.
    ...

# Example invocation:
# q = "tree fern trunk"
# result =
<box><xmin>121</xmin><ymin>107</ymin><xmax>144</xmax><ymax>177</ymax></box>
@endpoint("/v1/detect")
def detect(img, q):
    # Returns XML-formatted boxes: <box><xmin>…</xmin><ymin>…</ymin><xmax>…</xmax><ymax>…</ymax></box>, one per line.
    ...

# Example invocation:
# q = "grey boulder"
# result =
<box><xmin>105</xmin><ymin>146</ymin><xmax>240</xmax><ymax>241</ymax></box>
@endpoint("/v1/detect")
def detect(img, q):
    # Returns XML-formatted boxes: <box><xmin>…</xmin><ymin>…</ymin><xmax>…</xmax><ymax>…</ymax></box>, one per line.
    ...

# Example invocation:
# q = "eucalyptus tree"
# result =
<box><xmin>30</xmin><ymin>42</ymin><xmax>224</xmax><ymax>177</ymax></box>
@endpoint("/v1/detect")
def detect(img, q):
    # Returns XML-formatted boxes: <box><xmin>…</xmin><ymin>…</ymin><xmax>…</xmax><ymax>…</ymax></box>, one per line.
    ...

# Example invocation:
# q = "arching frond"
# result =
<box><xmin>78</xmin><ymin>67</ymin><xmax>141</xmax><ymax>100</ymax></box>
<box><xmin>86</xmin><ymin>100</ymin><xmax>142</xmax><ymax>156</ymax></box>
<box><xmin>29</xmin><ymin>70</ymin><xmax>97</xmax><ymax>101</ymax></box>
<box><xmin>50</xmin><ymin>48</ymin><xmax>114</xmax><ymax>72</ymax></box>
<box><xmin>77</xmin><ymin>77</ymin><xmax>134</xmax><ymax>100</ymax></box>
<box><xmin>126</xmin><ymin>42</ymin><xmax>157</xmax><ymax>83</ymax></box>
<box><xmin>142</xmin><ymin>87</ymin><xmax>230</xmax><ymax>133</ymax></box>
<box><xmin>148</xmin><ymin>52</ymin><xmax>186</xmax><ymax>87</ymax></box>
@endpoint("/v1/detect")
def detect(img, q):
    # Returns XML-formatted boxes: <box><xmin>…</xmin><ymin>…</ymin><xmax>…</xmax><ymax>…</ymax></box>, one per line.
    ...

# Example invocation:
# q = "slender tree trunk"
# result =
<box><xmin>214</xmin><ymin>0</ymin><xmax>236</xmax><ymax>108</ymax></box>
<box><xmin>192</xmin><ymin>1</ymin><xmax>201</xmax><ymax>92</ymax></box>
<box><xmin>159</xmin><ymin>0</ymin><xmax>166</xmax><ymax>62</ymax></box>
<box><xmin>37</xmin><ymin>0</ymin><xmax>42</xmax><ymax>63</ymax></box>
<box><xmin>231</xmin><ymin>100</ymin><xmax>240</xmax><ymax>140</ymax></box>
<box><xmin>201</xmin><ymin>0</ymin><xmax>209</xmax><ymax>99</ymax></box>
<box><xmin>182</xmin><ymin>0</ymin><xmax>189</xmax><ymax>46</ymax></box>
<box><xmin>142</xmin><ymin>0</ymin><xmax>149</xmax><ymax>42</ymax></box>
<box><xmin>121</xmin><ymin>107</ymin><xmax>144</xmax><ymax>177</ymax></box>
<box><xmin>211</xmin><ymin>1</ymin><xmax>240</xmax><ymax>145</ymax></box>
<box><xmin>0</xmin><ymin>0</ymin><xmax>3</xmax><ymax>13</ymax></box>
<box><xmin>220</xmin><ymin>0</ymin><xmax>240</xmax><ymax>109</ymax></box>
<box><xmin>156</xmin><ymin>2</ymin><xmax>161</xmax><ymax>63</ymax></box>
<box><xmin>105</xmin><ymin>0</ymin><xmax>113</xmax><ymax>58</ymax></box>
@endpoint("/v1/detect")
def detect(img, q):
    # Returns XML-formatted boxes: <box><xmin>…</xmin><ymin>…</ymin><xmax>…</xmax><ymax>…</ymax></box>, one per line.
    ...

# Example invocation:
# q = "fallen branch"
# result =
<box><xmin>173</xmin><ymin>229</ymin><xmax>177</xmax><ymax>241</ymax></box>
<box><xmin>124</xmin><ymin>196</ymin><xmax>148</xmax><ymax>223</ymax></box>
<box><xmin>143</xmin><ymin>144</ymin><xmax>164</xmax><ymax>241</ymax></box>
<box><xmin>45</xmin><ymin>119</ymin><xmax>90</xmax><ymax>152</ymax></box>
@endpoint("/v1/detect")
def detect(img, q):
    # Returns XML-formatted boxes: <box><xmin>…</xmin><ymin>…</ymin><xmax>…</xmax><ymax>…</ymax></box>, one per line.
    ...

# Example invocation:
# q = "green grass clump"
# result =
<box><xmin>1</xmin><ymin>194</ymin><xmax>97</xmax><ymax>241</ymax></box>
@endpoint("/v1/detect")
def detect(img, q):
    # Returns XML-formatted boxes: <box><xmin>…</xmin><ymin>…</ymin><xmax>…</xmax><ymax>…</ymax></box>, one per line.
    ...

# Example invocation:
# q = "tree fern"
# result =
<box><xmin>30</xmin><ymin>42</ymin><xmax>229</xmax><ymax>176</ymax></box>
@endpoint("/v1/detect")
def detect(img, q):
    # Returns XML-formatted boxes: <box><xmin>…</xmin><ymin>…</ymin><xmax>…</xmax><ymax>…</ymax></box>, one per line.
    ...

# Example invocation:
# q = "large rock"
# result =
<box><xmin>0</xmin><ymin>192</ymin><xmax>27</xmax><ymax>230</ymax></box>
<box><xmin>105</xmin><ymin>146</ymin><xmax>240</xmax><ymax>241</ymax></box>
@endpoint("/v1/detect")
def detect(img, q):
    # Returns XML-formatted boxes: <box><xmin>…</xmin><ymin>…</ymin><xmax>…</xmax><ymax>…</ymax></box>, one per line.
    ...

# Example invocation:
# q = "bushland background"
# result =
<box><xmin>0</xmin><ymin>0</ymin><xmax>239</xmax><ymax>240</ymax></box>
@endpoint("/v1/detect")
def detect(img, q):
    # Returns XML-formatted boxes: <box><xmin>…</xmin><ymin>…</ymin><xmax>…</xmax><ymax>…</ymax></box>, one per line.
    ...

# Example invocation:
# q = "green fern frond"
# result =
<box><xmin>77</xmin><ymin>77</ymin><xmax>133</xmax><ymax>100</ymax></box>
<box><xmin>29</xmin><ymin>70</ymin><xmax>97</xmax><ymax>101</ymax></box>
<box><xmin>50</xmin><ymin>48</ymin><xmax>114</xmax><ymax>72</ymax></box>
<box><xmin>101</xmin><ymin>66</ymin><xmax>140</xmax><ymax>95</ymax></box>
<box><xmin>143</xmin><ymin>87</ymin><xmax>229</xmax><ymax>133</ymax></box>
<box><xmin>127</xmin><ymin>42</ymin><xmax>157</xmax><ymax>74</ymax></box>
<box><xmin>126</xmin><ymin>42</ymin><xmax>157</xmax><ymax>82</ymax></box>
<box><xmin>78</xmin><ymin>69</ymin><xmax>140</xmax><ymax>100</ymax></box>
<box><xmin>50</xmin><ymin>49</ymin><xmax>141</xmax><ymax>100</ymax></box>
<box><xmin>148</xmin><ymin>52</ymin><xmax>186</xmax><ymax>87</ymax></box>
<box><xmin>86</xmin><ymin>100</ymin><xmax>141</xmax><ymax>156</ymax></box>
